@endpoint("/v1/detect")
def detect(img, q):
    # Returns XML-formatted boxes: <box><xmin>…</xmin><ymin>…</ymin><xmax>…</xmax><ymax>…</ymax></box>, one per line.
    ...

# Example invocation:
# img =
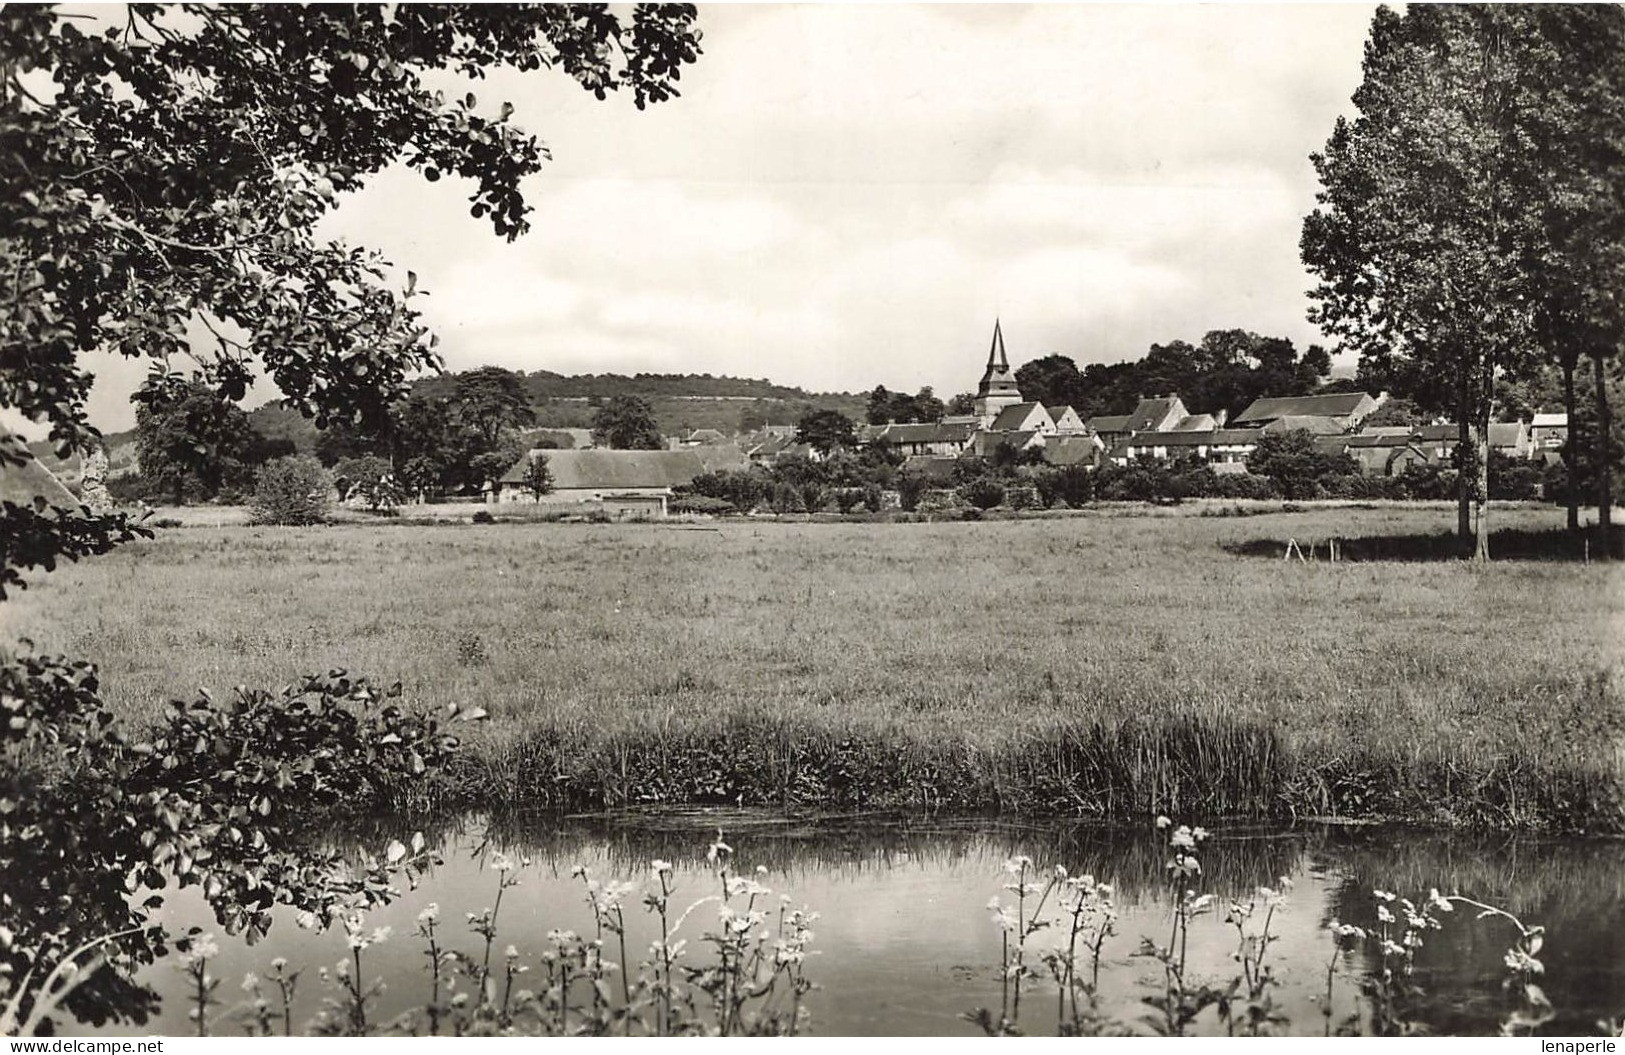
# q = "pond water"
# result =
<box><xmin>74</xmin><ymin>812</ymin><xmax>1625</xmax><ymax>1037</ymax></box>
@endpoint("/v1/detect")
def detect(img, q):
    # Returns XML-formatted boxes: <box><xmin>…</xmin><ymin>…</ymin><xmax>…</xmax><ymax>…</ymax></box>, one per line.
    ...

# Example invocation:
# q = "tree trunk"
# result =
<box><xmin>1456</xmin><ymin>417</ymin><xmax>1472</xmax><ymax>553</ymax></box>
<box><xmin>1466</xmin><ymin>418</ymin><xmax>1490</xmax><ymax>562</ymax></box>
<box><xmin>1563</xmin><ymin>356</ymin><xmax>1579</xmax><ymax>532</ymax></box>
<box><xmin>1595</xmin><ymin>350</ymin><xmax>1614</xmax><ymax>555</ymax></box>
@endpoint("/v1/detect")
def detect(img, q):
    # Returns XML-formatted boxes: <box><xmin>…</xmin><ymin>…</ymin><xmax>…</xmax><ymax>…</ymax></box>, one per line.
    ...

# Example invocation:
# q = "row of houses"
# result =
<box><xmin>492</xmin><ymin>323</ymin><xmax>1572</xmax><ymax>517</ymax></box>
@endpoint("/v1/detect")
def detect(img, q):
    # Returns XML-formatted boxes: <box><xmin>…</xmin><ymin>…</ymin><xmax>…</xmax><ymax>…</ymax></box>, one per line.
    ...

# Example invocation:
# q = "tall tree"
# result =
<box><xmin>453</xmin><ymin>366</ymin><xmax>536</xmax><ymax>450</ymax></box>
<box><xmin>794</xmin><ymin>409</ymin><xmax>857</xmax><ymax>454</ymax></box>
<box><xmin>132</xmin><ymin>375</ymin><xmax>256</xmax><ymax>504</ymax></box>
<box><xmin>1302</xmin><ymin>6</ymin><xmax>1562</xmax><ymax>559</ymax></box>
<box><xmin>0</xmin><ymin>7</ymin><xmax>700</xmax><ymax>1025</ymax></box>
<box><xmin>1520</xmin><ymin>8</ymin><xmax>1625</xmax><ymax>536</ymax></box>
<box><xmin>592</xmin><ymin>394</ymin><xmax>665</xmax><ymax>450</ymax></box>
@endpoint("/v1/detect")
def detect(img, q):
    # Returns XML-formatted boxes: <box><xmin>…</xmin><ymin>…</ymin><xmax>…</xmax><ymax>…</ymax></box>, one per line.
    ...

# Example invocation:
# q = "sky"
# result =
<box><xmin>48</xmin><ymin>3</ymin><xmax>1383</xmax><ymax>435</ymax></box>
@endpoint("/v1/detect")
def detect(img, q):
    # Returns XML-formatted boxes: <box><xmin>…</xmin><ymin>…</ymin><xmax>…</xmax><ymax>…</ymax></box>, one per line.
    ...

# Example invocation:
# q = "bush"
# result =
<box><xmin>896</xmin><ymin>473</ymin><xmax>930</xmax><ymax>512</ymax></box>
<box><xmin>471</xmin><ymin>509</ymin><xmax>495</xmax><ymax>524</ymax></box>
<box><xmin>1004</xmin><ymin>484</ymin><xmax>1039</xmax><ymax>511</ymax></box>
<box><xmin>957</xmin><ymin>476</ymin><xmax>1005</xmax><ymax>510</ymax></box>
<box><xmin>249</xmin><ymin>456</ymin><xmax>330</xmax><ymax>525</ymax></box>
<box><xmin>670</xmin><ymin>495</ymin><xmax>735</xmax><ymax>515</ymax></box>
<box><xmin>862</xmin><ymin>483</ymin><xmax>884</xmax><ymax>513</ymax></box>
<box><xmin>915</xmin><ymin>489</ymin><xmax>965</xmax><ymax>515</ymax></box>
<box><xmin>834</xmin><ymin>487</ymin><xmax>866</xmax><ymax>514</ymax></box>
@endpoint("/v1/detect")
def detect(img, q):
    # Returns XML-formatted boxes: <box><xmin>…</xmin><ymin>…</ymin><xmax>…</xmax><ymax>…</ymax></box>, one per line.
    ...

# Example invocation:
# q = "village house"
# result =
<box><xmin>1112</xmin><ymin>428</ymin><xmax>1260</xmax><ymax>466</ymax></box>
<box><xmin>493</xmin><ymin>448</ymin><xmax>717</xmax><ymax>517</ymax></box>
<box><xmin>870</xmin><ymin>420</ymin><xmax>976</xmax><ymax>457</ymax></box>
<box><xmin>1530</xmin><ymin>412</ymin><xmax>1567</xmax><ymax>460</ymax></box>
<box><xmin>1085</xmin><ymin>395</ymin><xmax>1189</xmax><ymax>450</ymax></box>
<box><xmin>1232</xmin><ymin>391</ymin><xmax>1380</xmax><ymax>431</ymax></box>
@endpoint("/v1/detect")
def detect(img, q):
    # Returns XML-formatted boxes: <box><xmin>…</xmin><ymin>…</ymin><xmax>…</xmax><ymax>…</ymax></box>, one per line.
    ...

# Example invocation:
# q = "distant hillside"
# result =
<box><xmin>412</xmin><ymin>370</ymin><xmax>865</xmax><ymax>437</ymax></box>
<box><xmin>32</xmin><ymin>372</ymin><xmax>864</xmax><ymax>478</ymax></box>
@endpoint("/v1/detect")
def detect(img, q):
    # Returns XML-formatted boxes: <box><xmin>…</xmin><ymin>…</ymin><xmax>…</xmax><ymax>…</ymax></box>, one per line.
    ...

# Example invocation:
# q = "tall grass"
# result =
<box><xmin>7</xmin><ymin>505</ymin><xmax>1623</xmax><ymax>830</ymax></box>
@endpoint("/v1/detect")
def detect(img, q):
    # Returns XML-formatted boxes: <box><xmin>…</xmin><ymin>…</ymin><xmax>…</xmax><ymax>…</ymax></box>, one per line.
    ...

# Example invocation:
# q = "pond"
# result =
<box><xmin>70</xmin><ymin>812</ymin><xmax>1625</xmax><ymax>1037</ymax></box>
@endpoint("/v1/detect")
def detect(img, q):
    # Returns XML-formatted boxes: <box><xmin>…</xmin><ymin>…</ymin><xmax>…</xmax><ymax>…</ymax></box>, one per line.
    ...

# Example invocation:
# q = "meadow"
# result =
<box><xmin>6</xmin><ymin>502</ymin><xmax>1623</xmax><ymax>830</ymax></box>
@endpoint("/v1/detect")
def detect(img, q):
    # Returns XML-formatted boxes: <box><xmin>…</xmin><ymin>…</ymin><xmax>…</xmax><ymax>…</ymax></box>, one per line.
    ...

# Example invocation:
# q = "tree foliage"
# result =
<box><xmin>794</xmin><ymin>409</ymin><xmax>857</xmax><ymax>454</ymax></box>
<box><xmin>1301</xmin><ymin>5</ymin><xmax>1623</xmax><ymax>555</ymax></box>
<box><xmin>592</xmin><ymin>395</ymin><xmax>666</xmax><ymax>450</ymax></box>
<box><xmin>132</xmin><ymin>376</ymin><xmax>257</xmax><ymax>504</ymax></box>
<box><xmin>3</xmin><ymin>8</ymin><xmax>699</xmax><ymax>1029</ymax></box>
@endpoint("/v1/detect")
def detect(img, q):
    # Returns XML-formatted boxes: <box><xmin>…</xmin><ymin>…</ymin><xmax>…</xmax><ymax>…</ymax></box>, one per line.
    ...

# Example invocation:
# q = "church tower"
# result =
<box><xmin>973</xmin><ymin>319</ymin><xmax>1023</xmax><ymax>428</ymax></box>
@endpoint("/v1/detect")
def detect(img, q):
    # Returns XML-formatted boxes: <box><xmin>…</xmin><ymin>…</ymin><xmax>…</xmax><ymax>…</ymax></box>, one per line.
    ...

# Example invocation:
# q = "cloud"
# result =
<box><xmin>40</xmin><ymin>4</ymin><xmax>1379</xmax><ymax>434</ymax></box>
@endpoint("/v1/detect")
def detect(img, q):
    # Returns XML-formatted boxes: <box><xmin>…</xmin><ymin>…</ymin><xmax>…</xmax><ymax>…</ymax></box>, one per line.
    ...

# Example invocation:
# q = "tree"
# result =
<box><xmin>248</xmin><ymin>455</ymin><xmax>330</xmax><ymax>525</ymax></box>
<box><xmin>453</xmin><ymin>366</ymin><xmax>536</xmax><ymax>450</ymax></box>
<box><xmin>0</xmin><ymin>4</ymin><xmax>700</xmax><ymax>1030</ymax></box>
<box><xmin>794</xmin><ymin>409</ymin><xmax>857</xmax><ymax>454</ymax></box>
<box><xmin>1301</xmin><ymin>6</ymin><xmax>1577</xmax><ymax>558</ymax></box>
<box><xmin>1246</xmin><ymin>430</ymin><xmax>1357</xmax><ymax>499</ymax></box>
<box><xmin>946</xmin><ymin>393</ymin><xmax>977</xmax><ymax>416</ymax></box>
<box><xmin>331</xmin><ymin>454</ymin><xmax>398</xmax><ymax>509</ymax></box>
<box><xmin>1518</xmin><ymin>8</ymin><xmax>1625</xmax><ymax>536</ymax></box>
<box><xmin>1015</xmin><ymin>355</ymin><xmax>1087</xmax><ymax>410</ymax></box>
<box><xmin>519</xmin><ymin>452</ymin><xmax>554</xmax><ymax>502</ymax></box>
<box><xmin>592</xmin><ymin>395</ymin><xmax>666</xmax><ymax>450</ymax></box>
<box><xmin>133</xmin><ymin>376</ymin><xmax>256</xmax><ymax>505</ymax></box>
<box><xmin>865</xmin><ymin>385</ymin><xmax>893</xmax><ymax>426</ymax></box>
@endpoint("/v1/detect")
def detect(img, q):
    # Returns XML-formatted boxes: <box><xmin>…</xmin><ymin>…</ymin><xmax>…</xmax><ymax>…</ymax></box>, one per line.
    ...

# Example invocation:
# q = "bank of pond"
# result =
<box><xmin>63</xmin><ymin>812</ymin><xmax>1625</xmax><ymax>1038</ymax></box>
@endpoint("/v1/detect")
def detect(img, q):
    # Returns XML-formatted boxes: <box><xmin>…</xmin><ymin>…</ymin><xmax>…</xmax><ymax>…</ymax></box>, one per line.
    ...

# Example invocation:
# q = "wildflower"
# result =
<box><xmin>270</xmin><ymin>957</ymin><xmax>288</xmax><ymax>973</ymax></box>
<box><xmin>1279</xmin><ymin>876</ymin><xmax>1294</xmax><ymax>891</ymax></box>
<box><xmin>570</xmin><ymin>864</ymin><xmax>588</xmax><ymax>880</ymax></box>
<box><xmin>1505</xmin><ymin>948</ymin><xmax>1544</xmax><ymax>975</ymax></box>
<box><xmin>1191</xmin><ymin>826</ymin><xmax>1211</xmax><ymax>843</ymax></box>
<box><xmin>1169</xmin><ymin>826</ymin><xmax>1196</xmax><ymax>850</ymax></box>
<box><xmin>1002</xmin><ymin>855</ymin><xmax>1033</xmax><ymax>875</ymax></box>
<box><xmin>240</xmin><ymin>972</ymin><xmax>260</xmax><ymax>993</ymax></box>
<box><xmin>1373</xmin><ymin>889</ymin><xmax>1396</xmax><ymax>903</ymax></box>
<box><xmin>1428</xmin><ymin>889</ymin><xmax>1454</xmax><ymax>913</ymax></box>
<box><xmin>417</xmin><ymin>903</ymin><xmax>440</xmax><ymax>927</ymax></box>
<box><xmin>1381</xmin><ymin>939</ymin><xmax>1406</xmax><ymax>958</ymax></box>
<box><xmin>1155</xmin><ymin>815</ymin><xmax>1172</xmax><ymax>829</ymax></box>
<box><xmin>295</xmin><ymin>911</ymin><xmax>319</xmax><ymax>931</ymax></box>
<box><xmin>652</xmin><ymin>859</ymin><xmax>673</xmax><ymax>875</ymax></box>
<box><xmin>1376</xmin><ymin>905</ymin><xmax>1395</xmax><ymax>924</ymax></box>
<box><xmin>1053</xmin><ymin>864</ymin><xmax>1068</xmax><ymax>880</ymax></box>
<box><xmin>370</xmin><ymin>926</ymin><xmax>392</xmax><ymax>947</ymax></box>
<box><xmin>491</xmin><ymin>851</ymin><xmax>515</xmax><ymax>874</ymax></box>
<box><xmin>504</xmin><ymin>944</ymin><xmax>520</xmax><ymax>960</ymax></box>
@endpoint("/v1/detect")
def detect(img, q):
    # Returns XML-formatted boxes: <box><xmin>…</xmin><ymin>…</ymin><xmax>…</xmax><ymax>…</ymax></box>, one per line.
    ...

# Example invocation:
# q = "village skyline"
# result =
<box><xmin>27</xmin><ymin>3</ymin><xmax>1382</xmax><ymax>437</ymax></box>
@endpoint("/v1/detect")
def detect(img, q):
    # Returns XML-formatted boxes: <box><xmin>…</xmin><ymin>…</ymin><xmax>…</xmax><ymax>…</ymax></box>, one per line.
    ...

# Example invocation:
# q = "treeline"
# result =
<box><xmin>413</xmin><ymin>369</ymin><xmax>841</xmax><ymax>404</ymax></box>
<box><xmin>1013</xmin><ymin>329</ymin><xmax>1333</xmax><ymax>422</ymax></box>
<box><xmin>679</xmin><ymin>429</ymin><xmax>1558</xmax><ymax>517</ymax></box>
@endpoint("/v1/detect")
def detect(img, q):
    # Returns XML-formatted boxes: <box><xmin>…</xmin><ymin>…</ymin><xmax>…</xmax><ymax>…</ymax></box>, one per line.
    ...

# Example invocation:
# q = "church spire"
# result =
<box><xmin>987</xmin><ymin>318</ymin><xmax>1009</xmax><ymax>371</ymax></box>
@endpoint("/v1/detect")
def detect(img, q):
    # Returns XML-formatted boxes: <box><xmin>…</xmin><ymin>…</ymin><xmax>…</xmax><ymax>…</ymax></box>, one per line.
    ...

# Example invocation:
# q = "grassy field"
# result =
<box><xmin>6</xmin><ymin>502</ymin><xmax>1624</xmax><ymax>830</ymax></box>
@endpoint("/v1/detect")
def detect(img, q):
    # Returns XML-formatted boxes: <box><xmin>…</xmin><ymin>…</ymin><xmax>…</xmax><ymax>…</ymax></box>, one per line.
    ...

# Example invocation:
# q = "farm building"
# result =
<box><xmin>1112</xmin><ymin>428</ymin><xmax>1260</xmax><ymax>466</ymax></box>
<box><xmin>1530</xmin><ymin>413</ymin><xmax>1567</xmax><ymax>458</ymax></box>
<box><xmin>1232</xmin><ymin>392</ymin><xmax>1379</xmax><ymax>431</ymax></box>
<box><xmin>493</xmin><ymin>448</ymin><xmax>710</xmax><ymax>511</ymax></box>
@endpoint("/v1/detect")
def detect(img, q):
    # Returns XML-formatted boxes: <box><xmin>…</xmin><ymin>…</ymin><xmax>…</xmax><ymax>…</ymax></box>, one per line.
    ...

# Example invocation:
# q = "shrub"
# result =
<box><xmin>471</xmin><ymin>510</ymin><xmax>495</xmax><ymax>524</ymax></box>
<box><xmin>1004</xmin><ymin>484</ymin><xmax>1038</xmax><ymax>511</ymax></box>
<box><xmin>896</xmin><ymin>473</ymin><xmax>930</xmax><ymax>512</ymax></box>
<box><xmin>862</xmin><ymin>483</ymin><xmax>884</xmax><ymax>513</ymax></box>
<box><xmin>153</xmin><ymin>517</ymin><xmax>183</xmax><ymax>529</ymax></box>
<box><xmin>915</xmin><ymin>489</ymin><xmax>964</xmax><ymax>515</ymax></box>
<box><xmin>249</xmin><ymin>456</ymin><xmax>330</xmax><ymax>525</ymax></box>
<box><xmin>834</xmin><ymin>488</ymin><xmax>866</xmax><ymax>514</ymax></box>
<box><xmin>957</xmin><ymin>477</ymin><xmax>1005</xmax><ymax>510</ymax></box>
<box><xmin>670</xmin><ymin>495</ymin><xmax>734</xmax><ymax>515</ymax></box>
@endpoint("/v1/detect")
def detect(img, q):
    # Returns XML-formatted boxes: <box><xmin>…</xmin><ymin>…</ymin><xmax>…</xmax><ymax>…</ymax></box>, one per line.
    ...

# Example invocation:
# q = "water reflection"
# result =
<box><xmin>74</xmin><ymin>813</ymin><xmax>1625</xmax><ymax>1037</ymax></box>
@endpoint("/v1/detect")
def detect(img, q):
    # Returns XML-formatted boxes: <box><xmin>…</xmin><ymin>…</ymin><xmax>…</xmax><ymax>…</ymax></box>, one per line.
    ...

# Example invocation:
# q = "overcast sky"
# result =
<box><xmin>54</xmin><ymin>3</ymin><xmax>1382</xmax><ymax>434</ymax></box>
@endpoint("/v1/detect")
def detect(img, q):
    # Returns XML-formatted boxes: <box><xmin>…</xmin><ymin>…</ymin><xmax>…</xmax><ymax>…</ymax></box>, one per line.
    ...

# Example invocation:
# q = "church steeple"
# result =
<box><xmin>986</xmin><ymin>318</ymin><xmax>1009</xmax><ymax>372</ymax></box>
<box><xmin>974</xmin><ymin>318</ymin><xmax>1023</xmax><ymax>427</ymax></box>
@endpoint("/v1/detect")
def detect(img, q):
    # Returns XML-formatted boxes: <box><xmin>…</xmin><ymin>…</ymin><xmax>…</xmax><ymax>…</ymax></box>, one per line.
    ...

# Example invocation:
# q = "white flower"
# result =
<box><xmin>1155</xmin><ymin>815</ymin><xmax>1172</xmax><ymax>829</ymax></box>
<box><xmin>1428</xmin><ymin>889</ymin><xmax>1454</xmax><ymax>913</ymax></box>
<box><xmin>652</xmin><ymin>859</ymin><xmax>673</xmax><ymax>875</ymax></box>
<box><xmin>417</xmin><ymin>903</ymin><xmax>441</xmax><ymax>927</ymax></box>
<box><xmin>240</xmin><ymin>972</ymin><xmax>260</xmax><ymax>993</ymax></box>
